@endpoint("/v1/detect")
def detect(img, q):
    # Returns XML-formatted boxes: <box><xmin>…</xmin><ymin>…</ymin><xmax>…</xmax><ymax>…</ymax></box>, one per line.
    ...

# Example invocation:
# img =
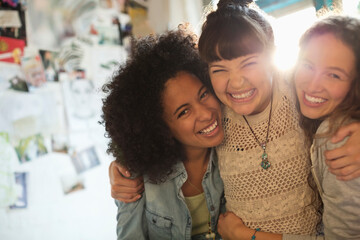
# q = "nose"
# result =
<box><xmin>228</xmin><ymin>71</ymin><xmax>244</xmax><ymax>89</ymax></box>
<box><xmin>196</xmin><ymin>103</ymin><xmax>213</xmax><ymax>122</ymax></box>
<box><xmin>306</xmin><ymin>72</ymin><xmax>324</xmax><ymax>93</ymax></box>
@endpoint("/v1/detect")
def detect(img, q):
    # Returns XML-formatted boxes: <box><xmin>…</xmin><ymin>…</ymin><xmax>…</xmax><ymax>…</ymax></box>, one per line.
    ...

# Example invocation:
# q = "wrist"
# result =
<box><xmin>251</xmin><ymin>228</ymin><xmax>261</xmax><ymax>239</ymax></box>
<box><xmin>233</xmin><ymin>225</ymin><xmax>254</xmax><ymax>240</ymax></box>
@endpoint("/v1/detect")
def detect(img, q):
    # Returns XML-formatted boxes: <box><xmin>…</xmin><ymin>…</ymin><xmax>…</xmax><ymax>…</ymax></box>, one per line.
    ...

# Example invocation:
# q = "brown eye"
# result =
<box><xmin>328</xmin><ymin>73</ymin><xmax>341</xmax><ymax>80</ymax></box>
<box><xmin>177</xmin><ymin>109</ymin><xmax>189</xmax><ymax>119</ymax></box>
<box><xmin>200</xmin><ymin>90</ymin><xmax>209</xmax><ymax>100</ymax></box>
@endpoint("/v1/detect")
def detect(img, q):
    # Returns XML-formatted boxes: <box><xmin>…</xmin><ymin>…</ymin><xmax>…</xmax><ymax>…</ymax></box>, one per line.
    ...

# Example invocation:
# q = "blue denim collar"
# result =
<box><xmin>166</xmin><ymin>148</ymin><xmax>218</xmax><ymax>181</ymax></box>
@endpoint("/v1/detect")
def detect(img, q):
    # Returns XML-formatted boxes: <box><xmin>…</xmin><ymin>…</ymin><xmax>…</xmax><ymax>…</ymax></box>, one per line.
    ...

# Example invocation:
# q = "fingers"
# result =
<box><xmin>219</xmin><ymin>211</ymin><xmax>231</xmax><ymax>219</ymax></box>
<box><xmin>116</xmin><ymin>163</ymin><xmax>131</xmax><ymax>178</ymax></box>
<box><xmin>324</xmin><ymin>144</ymin><xmax>360</xmax><ymax>162</ymax></box>
<box><xmin>324</xmin><ymin>146</ymin><xmax>346</xmax><ymax>161</ymax></box>
<box><xmin>336</xmin><ymin>169</ymin><xmax>360</xmax><ymax>181</ymax></box>
<box><xmin>325</xmin><ymin>157</ymin><xmax>352</xmax><ymax>170</ymax></box>
<box><xmin>109</xmin><ymin>161</ymin><xmax>120</xmax><ymax>184</ymax></box>
<box><xmin>112</xmin><ymin>193</ymin><xmax>142</xmax><ymax>203</ymax></box>
<box><xmin>109</xmin><ymin>161</ymin><xmax>144</xmax><ymax>187</ymax></box>
<box><xmin>331</xmin><ymin>122</ymin><xmax>360</xmax><ymax>143</ymax></box>
<box><xmin>111</xmin><ymin>187</ymin><xmax>143</xmax><ymax>202</ymax></box>
<box><xmin>325</xmin><ymin>153</ymin><xmax>360</xmax><ymax>181</ymax></box>
<box><xmin>108</xmin><ymin>160</ymin><xmax>145</xmax><ymax>202</ymax></box>
<box><xmin>114</xmin><ymin>174</ymin><xmax>144</xmax><ymax>188</ymax></box>
<box><xmin>328</xmin><ymin>164</ymin><xmax>357</xmax><ymax>177</ymax></box>
<box><xmin>111</xmin><ymin>176</ymin><xmax>144</xmax><ymax>192</ymax></box>
<box><xmin>111</xmin><ymin>177</ymin><xmax>144</xmax><ymax>201</ymax></box>
<box><xmin>109</xmin><ymin>161</ymin><xmax>130</xmax><ymax>185</ymax></box>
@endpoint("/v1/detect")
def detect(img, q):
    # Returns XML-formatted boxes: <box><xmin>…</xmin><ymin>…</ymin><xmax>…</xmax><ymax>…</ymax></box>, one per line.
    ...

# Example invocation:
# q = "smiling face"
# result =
<box><xmin>295</xmin><ymin>33</ymin><xmax>356</xmax><ymax>120</ymax></box>
<box><xmin>209</xmin><ymin>52</ymin><xmax>273</xmax><ymax>116</ymax></box>
<box><xmin>162</xmin><ymin>71</ymin><xmax>224</xmax><ymax>151</ymax></box>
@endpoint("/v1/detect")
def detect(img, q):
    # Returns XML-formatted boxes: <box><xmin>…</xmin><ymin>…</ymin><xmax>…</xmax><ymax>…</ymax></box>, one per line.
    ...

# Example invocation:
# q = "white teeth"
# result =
<box><xmin>231</xmin><ymin>89</ymin><xmax>254</xmax><ymax>99</ymax></box>
<box><xmin>199</xmin><ymin>120</ymin><xmax>218</xmax><ymax>134</ymax></box>
<box><xmin>305</xmin><ymin>93</ymin><xmax>326</xmax><ymax>103</ymax></box>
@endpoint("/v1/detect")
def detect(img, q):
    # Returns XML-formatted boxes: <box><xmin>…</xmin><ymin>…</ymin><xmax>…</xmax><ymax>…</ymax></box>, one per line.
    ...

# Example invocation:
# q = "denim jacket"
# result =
<box><xmin>115</xmin><ymin>148</ymin><xmax>225</xmax><ymax>240</ymax></box>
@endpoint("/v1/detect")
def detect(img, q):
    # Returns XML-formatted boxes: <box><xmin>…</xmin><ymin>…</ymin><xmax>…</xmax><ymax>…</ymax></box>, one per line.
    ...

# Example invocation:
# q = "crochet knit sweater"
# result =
<box><xmin>216</xmin><ymin>78</ymin><xmax>320</xmax><ymax>235</ymax></box>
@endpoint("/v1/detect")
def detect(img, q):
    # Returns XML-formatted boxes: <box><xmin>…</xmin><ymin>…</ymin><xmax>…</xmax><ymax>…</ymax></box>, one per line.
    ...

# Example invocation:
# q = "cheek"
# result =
<box><xmin>254</xmin><ymin>73</ymin><xmax>272</xmax><ymax>98</ymax></box>
<box><xmin>331</xmin><ymin>85</ymin><xmax>351</xmax><ymax>103</ymax></box>
<box><xmin>294</xmin><ymin>68</ymin><xmax>309</xmax><ymax>87</ymax></box>
<box><xmin>294</xmin><ymin>76</ymin><xmax>304</xmax><ymax>93</ymax></box>
<box><xmin>209</xmin><ymin>97</ymin><xmax>222</xmax><ymax>112</ymax></box>
<box><xmin>249</xmin><ymin>68</ymin><xmax>272</xmax><ymax>88</ymax></box>
<box><xmin>169</xmin><ymin>125</ymin><xmax>186</xmax><ymax>142</ymax></box>
<box><xmin>211</xmin><ymin>78</ymin><xmax>226</xmax><ymax>96</ymax></box>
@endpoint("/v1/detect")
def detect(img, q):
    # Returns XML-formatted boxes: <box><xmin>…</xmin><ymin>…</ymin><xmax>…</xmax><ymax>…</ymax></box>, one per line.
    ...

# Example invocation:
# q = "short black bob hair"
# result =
<box><xmin>199</xmin><ymin>0</ymin><xmax>274</xmax><ymax>63</ymax></box>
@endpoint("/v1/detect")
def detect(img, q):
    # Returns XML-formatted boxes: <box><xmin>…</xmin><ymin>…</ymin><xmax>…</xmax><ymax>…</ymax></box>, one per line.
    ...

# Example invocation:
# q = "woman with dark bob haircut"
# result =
<box><xmin>101</xmin><ymin>26</ymin><xmax>225</xmax><ymax>239</ymax></box>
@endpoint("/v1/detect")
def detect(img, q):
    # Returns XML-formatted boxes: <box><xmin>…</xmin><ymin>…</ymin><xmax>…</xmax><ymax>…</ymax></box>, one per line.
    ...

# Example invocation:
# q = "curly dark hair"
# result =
<box><xmin>101</xmin><ymin>27</ymin><xmax>210</xmax><ymax>182</ymax></box>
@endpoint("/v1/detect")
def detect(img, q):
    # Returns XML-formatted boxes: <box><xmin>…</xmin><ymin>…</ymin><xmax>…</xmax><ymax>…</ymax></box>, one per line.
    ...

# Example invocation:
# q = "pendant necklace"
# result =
<box><xmin>243</xmin><ymin>95</ymin><xmax>273</xmax><ymax>170</ymax></box>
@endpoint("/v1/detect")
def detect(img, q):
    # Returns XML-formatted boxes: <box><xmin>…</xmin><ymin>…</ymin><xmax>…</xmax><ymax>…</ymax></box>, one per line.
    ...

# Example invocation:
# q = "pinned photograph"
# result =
<box><xmin>39</xmin><ymin>50</ymin><xmax>60</xmax><ymax>82</ymax></box>
<box><xmin>21</xmin><ymin>54</ymin><xmax>46</xmax><ymax>87</ymax></box>
<box><xmin>62</xmin><ymin>78</ymin><xmax>101</xmax><ymax>131</ymax></box>
<box><xmin>0</xmin><ymin>132</ymin><xmax>18</xmax><ymax>208</ymax></box>
<box><xmin>0</xmin><ymin>3</ymin><xmax>27</xmax><ymax>41</ymax></box>
<box><xmin>0</xmin><ymin>132</ymin><xmax>10</xmax><ymax>142</ymax></box>
<box><xmin>71</xmin><ymin>146</ymin><xmax>100</xmax><ymax>174</ymax></box>
<box><xmin>0</xmin><ymin>36</ymin><xmax>25</xmax><ymax>64</ymax></box>
<box><xmin>60</xmin><ymin>174</ymin><xmax>85</xmax><ymax>195</ymax></box>
<box><xmin>15</xmin><ymin>134</ymin><xmax>48</xmax><ymax>163</ymax></box>
<box><xmin>9</xmin><ymin>172</ymin><xmax>28</xmax><ymax>209</ymax></box>
<box><xmin>51</xmin><ymin>133</ymin><xmax>69</xmax><ymax>154</ymax></box>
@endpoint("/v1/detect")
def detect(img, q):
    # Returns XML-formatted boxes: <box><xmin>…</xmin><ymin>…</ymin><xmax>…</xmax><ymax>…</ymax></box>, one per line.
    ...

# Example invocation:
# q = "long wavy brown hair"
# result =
<box><xmin>296</xmin><ymin>15</ymin><xmax>360</xmax><ymax>143</ymax></box>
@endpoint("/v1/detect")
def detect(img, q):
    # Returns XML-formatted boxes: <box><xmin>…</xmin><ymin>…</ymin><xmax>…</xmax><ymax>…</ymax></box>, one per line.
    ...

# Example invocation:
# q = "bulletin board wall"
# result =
<box><xmin>0</xmin><ymin>0</ymin><xmax>131</xmax><ymax>239</ymax></box>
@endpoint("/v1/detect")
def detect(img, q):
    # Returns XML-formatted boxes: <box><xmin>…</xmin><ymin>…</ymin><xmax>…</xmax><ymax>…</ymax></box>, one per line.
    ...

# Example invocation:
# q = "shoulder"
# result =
<box><xmin>315</xmin><ymin>119</ymin><xmax>350</xmax><ymax>151</ymax></box>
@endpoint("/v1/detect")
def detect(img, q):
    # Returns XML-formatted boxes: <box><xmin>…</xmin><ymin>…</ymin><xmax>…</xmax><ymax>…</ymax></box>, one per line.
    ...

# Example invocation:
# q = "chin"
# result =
<box><xmin>300</xmin><ymin>107</ymin><xmax>324</xmax><ymax>120</ymax></box>
<box><xmin>231</xmin><ymin>106</ymin><xmax>255</xmax><ymax>116</ymax></box>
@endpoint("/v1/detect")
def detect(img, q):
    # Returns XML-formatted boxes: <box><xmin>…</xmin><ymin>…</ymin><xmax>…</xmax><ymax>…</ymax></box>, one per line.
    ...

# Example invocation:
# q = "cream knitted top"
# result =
<box><xmin>216</xmin><ymin>78</ymin><xmax>320</xmax><ymax>235</ymax></box>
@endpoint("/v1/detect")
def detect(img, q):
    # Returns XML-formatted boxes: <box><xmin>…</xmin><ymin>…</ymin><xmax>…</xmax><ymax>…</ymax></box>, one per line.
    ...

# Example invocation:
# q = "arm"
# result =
<box><xmin>115</xmin><ymin>194</ymin><xmax>147</xmax><ymax>239</ymax></box>
<box><xmin>324</xmin><ymin>122</ymin><xmax>360</xmax><ymax>181</ymax></box>
<box><xmin>319</xmin><ymin>133</ymin><xmax>360</xmax><ymax>239</ymax></box>
<box><xmin>282</xmin><ymin>235</ymin><xmax>324</xmax><ymax>240</ymax></box>
<box><xmin>217</xmin><ymin>212</ymin><xmax>324</xmax><ymax>240</ymax></box>
<box><xmin>217</xmin><ymin>211</ymin><xmax>281</xmax><ymax>240</ymax></box>
<box><xmin>109</xmin><ymin>161</ymin><xmax>144</xmax><ymax>202</ymax></box>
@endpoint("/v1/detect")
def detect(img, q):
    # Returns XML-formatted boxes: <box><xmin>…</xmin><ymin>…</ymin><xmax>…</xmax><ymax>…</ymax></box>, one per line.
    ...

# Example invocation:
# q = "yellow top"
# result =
<box><xmin>184</xmin><ymin>193</ymin><xmax>210</xmax><ymax>236</ymax></box>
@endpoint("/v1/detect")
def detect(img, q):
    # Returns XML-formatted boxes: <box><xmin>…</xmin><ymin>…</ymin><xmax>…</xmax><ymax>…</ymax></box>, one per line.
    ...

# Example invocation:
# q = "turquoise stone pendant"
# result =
<box><xmin>261</xmin><ymin>159</ymin><xmax>271</xmax><ymax>169</ymax></box>
<box><xmin>260</xmin><ymin>148</ymin><xmax>270</xmax><ymax>170</ymax></box>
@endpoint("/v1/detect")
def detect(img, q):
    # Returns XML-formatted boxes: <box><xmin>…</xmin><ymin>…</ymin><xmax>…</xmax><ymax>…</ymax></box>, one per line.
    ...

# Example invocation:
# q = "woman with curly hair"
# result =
<box><xmin>101</xmin><ymin>27</ymin><xmax>225</xmax><ymax>239</ymax></box>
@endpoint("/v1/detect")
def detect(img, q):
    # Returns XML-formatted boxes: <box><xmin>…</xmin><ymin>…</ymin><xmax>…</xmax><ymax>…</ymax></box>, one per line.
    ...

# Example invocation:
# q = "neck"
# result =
<box><xmin>184</xmin><ymin>147</ymin><xmax>210</xmax><ymax>166</ymax></box>
<box><xmin>181</xmin><ymin>148</ymin><xmax>210</xmax><ymax>197</ymax></box>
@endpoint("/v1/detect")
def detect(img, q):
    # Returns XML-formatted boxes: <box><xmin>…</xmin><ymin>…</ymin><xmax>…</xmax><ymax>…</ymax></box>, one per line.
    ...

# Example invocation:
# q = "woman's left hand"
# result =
<box><xmin>217</xmin><ymin>211</ymin><xmax>253</xmax><ymax>240</ymax></box>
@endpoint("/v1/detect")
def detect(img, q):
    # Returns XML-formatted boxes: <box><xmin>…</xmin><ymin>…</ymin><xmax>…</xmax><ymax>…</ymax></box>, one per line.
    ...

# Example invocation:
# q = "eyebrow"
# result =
<box><xmin>328</xmin><ymin>66</ymin><xmax>352</xmax><ymax>78</ymax></box>
<box><xmin>173</xmin><ymin>85</ymin><xmax>206</xmax><ymax>116</ymax></box>
<box><xmin>302</xmin><ymin>58</ymin><xmax>352</xmax><ymax>78</ymax></box>
<box><xmin>209</xmin><ymin>55</ymin><xmax>258</xmax><ymax>68</ymax></box>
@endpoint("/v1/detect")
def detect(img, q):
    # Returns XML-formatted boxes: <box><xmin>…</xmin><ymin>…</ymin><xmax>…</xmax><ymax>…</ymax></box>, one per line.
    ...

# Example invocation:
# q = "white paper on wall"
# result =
<box><xmin>61</xmin><ymin>79</ymin><xmax>102</xmax><ymax>132</ymax></box>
